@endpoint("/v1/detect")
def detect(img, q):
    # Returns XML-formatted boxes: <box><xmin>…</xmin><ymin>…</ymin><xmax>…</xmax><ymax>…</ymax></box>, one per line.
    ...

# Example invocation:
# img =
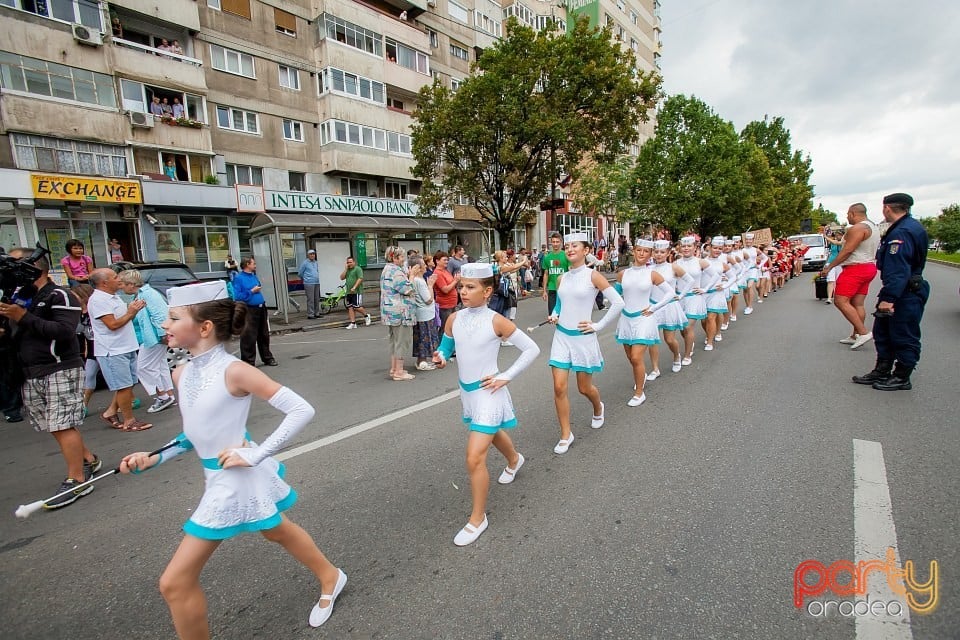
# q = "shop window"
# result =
<box><xmin>12</xmin><ymin>133</ymin><xmax>127</xmax><ymax>176</ymax></box>
<box><xmin>275</xmin><ymin>8</ymin><xmax>297</xmax><ymax>36</ymax></box>
<box><xmin>288</xmin><ymin>172</ymin><xmax>305</xmax><ymax>191</ymax></box>
<box><xmin>156</xmin><ymin>216</ymin><xmax>231</xmax><ymax>273</ymax></box>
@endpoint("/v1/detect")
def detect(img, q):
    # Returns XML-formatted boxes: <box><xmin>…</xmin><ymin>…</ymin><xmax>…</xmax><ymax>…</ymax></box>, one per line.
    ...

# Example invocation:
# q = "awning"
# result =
<box><xmin>249</xmin><ymin>212</ymin><xmax>485</xmax><ymax>235</ymax></box>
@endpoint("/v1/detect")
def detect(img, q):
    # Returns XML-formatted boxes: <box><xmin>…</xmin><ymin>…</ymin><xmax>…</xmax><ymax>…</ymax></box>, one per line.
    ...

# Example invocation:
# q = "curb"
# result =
<box><xmin>928</xmin><ymin>258</ymin><xmax>960</xmax><ymax>269</ymax></box>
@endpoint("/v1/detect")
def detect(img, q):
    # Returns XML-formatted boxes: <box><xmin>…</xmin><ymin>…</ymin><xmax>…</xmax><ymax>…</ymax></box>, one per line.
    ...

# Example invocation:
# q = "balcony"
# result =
<box><xmin>0</xmin><ymin>94</ymin><xmax>125</xmax><ymax>146</ymax></box>
<box><xmin>110</xmin><ymin>41</ymin><xmax>206</xmax><ymax>90</ymax></box>
<box><xmin>107</xmin><ymin>0</ymin><xmax>200</xmax><ymax>31</ymax></box>
<box><xmin>126</xmin><ymin>115</ymin><xmax>214</xmax><ymax>154</ymax></box>
<box><xmin>320</xmin><ymin>144</ymin><xmax>415</xmax><ymax>181</ymax></box>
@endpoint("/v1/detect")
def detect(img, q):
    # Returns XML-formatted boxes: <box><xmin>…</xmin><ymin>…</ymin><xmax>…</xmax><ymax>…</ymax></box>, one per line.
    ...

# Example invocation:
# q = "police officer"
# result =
<box><xmin>852</xmin><ymin>193</ymin><xmax>929</xmax><ymax>390</ymax></box>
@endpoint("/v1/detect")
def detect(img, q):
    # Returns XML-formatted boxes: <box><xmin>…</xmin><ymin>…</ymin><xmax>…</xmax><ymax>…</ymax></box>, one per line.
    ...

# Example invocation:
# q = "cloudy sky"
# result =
<box><xmin>658</xmin><ymin>0</ymin><xmax>960</xmax><ymax>220</ymax></box>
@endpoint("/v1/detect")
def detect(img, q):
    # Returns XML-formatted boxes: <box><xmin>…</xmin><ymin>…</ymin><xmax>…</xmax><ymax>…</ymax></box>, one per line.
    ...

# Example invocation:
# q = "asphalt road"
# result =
<box><xmin>1</xmin><ymin>265</ymin><xmax>958</xmax><ymax>640</ymax></box>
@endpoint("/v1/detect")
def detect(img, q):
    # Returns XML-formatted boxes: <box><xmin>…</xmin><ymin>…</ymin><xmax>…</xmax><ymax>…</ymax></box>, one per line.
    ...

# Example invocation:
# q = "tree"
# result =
<box><xmin>411</xmin><ymin>17</ymin><xmax>660</xmax><ymax>248</ymax></box>
<box><xmin>934</xmin><ymin>203</ymin><xmax>960</xmax><ymax>252</ymax></box>
<box><xmin>740</xmin><ymin>116</ymin><xmax>815</xmax><ymax>235</ymax></box>
<box><xmin>632</xmin><ymin>94</ymin><xmax>756</xmax><ymax>240</ymax></box>
<box><xmin>571</xmin><ymin>156</ymin><xmax>639</xmax><ymax>230</ymax></box>
<box><xmin>812</xmin><ymin>204</ymin><xmax>840</xmax><ymax>228</ymax></box>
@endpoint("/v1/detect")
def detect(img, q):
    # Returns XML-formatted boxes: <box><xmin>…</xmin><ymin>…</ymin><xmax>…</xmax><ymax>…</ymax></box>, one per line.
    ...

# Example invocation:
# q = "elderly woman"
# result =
<box><xmin>118</xmin><ymin>270</ymin><xmax>176</xmax><ymax>412</ymax></box>
<box><xmin>380</xmin><ymin>246</ymin><xmax>421</xmax><ymax>381</ymax></box>
<box><xmin>408</xmin><ymin>255</ymin><xmax>440</xmax><ymax>371</ymax></box>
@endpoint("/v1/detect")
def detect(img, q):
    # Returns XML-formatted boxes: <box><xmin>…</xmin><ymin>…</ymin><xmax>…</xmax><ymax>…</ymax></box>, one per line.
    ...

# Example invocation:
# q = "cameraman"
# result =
<box><xmin>0</xmin><ymin>248</ymin><xmax>101</xmax><ymax>509</ymax></box>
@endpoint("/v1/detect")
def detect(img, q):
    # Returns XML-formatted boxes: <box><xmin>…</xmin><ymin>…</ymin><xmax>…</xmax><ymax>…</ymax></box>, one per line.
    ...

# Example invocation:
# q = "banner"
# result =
<box><xmin>32</xmin><ymin>174</ymin><xmax>142</xmax><ymax>204</ymax></box>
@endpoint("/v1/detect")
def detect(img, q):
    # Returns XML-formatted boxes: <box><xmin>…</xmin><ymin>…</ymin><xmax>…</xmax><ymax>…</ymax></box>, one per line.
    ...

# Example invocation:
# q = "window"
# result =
<box><xmin>385</xmin><ymin>39</ymin><xmax>429</xmax><ymax>74</ymax></box>
<box><xmin>216</xmin><ymin>106</ymin><xmax>260</xmax><ymax>133</ymax></box>
<box><xmin>385</xmin><ymin>181</ymin><xmax>408</xmax><ymax>200</ymax></box>
<box><xmin>630</xmin><ymin>38</ymin><xmax>638</xmax><ymax>52</ymax></box>
<box><xmin>120</xmin><ymin>79</ymin><xmax>205</xmax><ymax>122</ymax></box>
<box><xmin>450</xmin><ymin>78</ymin><xmax>462</xmax><ymax>91</ymax></box>
<box><xmin>210</xmin><ymin>45</ymin><xmax>255</xmax><ymax>78</ymax></box>
<box><xmin>387</xmin><ymin>98</ymin><xmax>404</xmax><ymax>111</ymax></box>
<box><xmin>219</xmin><ymin>0</ymin><xmax>251</xmax><ymax>19</ymax></box>
<box><xmin>318</xmin><ymin>120</ymin><xmax>387</xmax><ymax>151</ymax></box>
<box><xmin>274</xmin><ymin>8</ymin><xmax>297</xmax><ymax>36</ymax></box>
<box><xmin>225</xmin><ymin>164</ymin><xmax>263</xmax><ymax>186</ymax></box>
<box><xmin>0</xmin><ymin>53</ymin><xmax>116</xmax><ymax>108</ymax></box>
<box><xmin>448</xmin><ymin>0</ymin><xmax>469</xmax><ymax>23</ymax></box>
<box><xmin>3</xmin><ymin>0</ymin><xmax>102</xmax><ymax>29</ymax></box>
<box><xmin>207</xmin><ymin>0</ymin><xmax>220</xmax><ymax>8</ymax></box>
<box><xmin>319</xmin><ymin>14</ymin><xmax>383</xmax><ymax>57</ymax></box>
<box><xmin>427</xmin><ymin>29</ymin><xmax>439</xmax><ymax>48</ymax></box>
<box><xmin>616</xmin><ymin>0</ymin><xmax>625</xmax><ymax>11</ymax></box>
<box><xmin>474</xmin><ymin>11</ymin><xmax>502</xmax><ymax>37</ymax></box>
<box><xmin>450</xmin><ymin>43</ymin><xmax>468</xmax><ymax>61</ymax></box>
<box><xmin>288</xmin><ymin>172</ymin><xmax>305</xmax><ymax>191</ymax></box>
<box><xmin>630</xmin><ymin>10</ymin><xmax>638</xmax><ymax>25</ymax></box>
<box><xmin>319</xmin><ymin>68</ymin><xmax>385</xmax><ymax>104</ymax></box>
<box><xmin>12</xmin><ymin>133</ymin><xmax>127</xmax><ymax>176</ymax></box>
<box><xmin>153</xmin><ymin>215</ymin><xmax>233</xmax><ymax>273</ymax></box>
<box><xmin>340</xmin><ymin>178</ymin><xmax>368</xmax><ymax>197</ymax></box>
<box><xmin>282</xmin><ymin>119</ymin><xmax>304</xmax><ymax>142</ymax></box>
<box><xmin>278</xmin><ymin>65</ymin><xmax>300</xmax><ymax>90</ymax></box>
<box><xmin>387</xmin><ymin>131</ymin><xmax>412</xmax><ymax>156</ymax></box>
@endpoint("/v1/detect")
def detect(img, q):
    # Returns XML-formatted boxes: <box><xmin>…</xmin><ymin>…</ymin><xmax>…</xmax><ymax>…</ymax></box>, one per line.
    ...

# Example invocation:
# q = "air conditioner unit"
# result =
<box><xmin>121</xmin><ymin>205</ymin><xmax>140</xmax><ymax>219</ymax></box>
<box><xmin>72</xmin><ymin>24</ymin><xmax>103</xmax><ymax>47</ymax></box>
<box><xmin>129</xmin><ymin>112</ymin><xmax>155</xmax><ymax>128</ymax></box>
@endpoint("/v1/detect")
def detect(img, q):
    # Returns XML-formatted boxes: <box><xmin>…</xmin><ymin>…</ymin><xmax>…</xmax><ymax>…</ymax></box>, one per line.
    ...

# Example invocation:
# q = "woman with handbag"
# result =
<box><xmin>410</xmin><ymin>256</ymin><xmax>440</xmax><ymax>371</ymax></box>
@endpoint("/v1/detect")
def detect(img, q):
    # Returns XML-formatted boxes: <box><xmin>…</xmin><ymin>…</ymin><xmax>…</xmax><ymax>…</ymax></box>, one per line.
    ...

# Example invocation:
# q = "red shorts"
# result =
<box><xmin>835</xmin><ymin>262</ymin><xmax>877</xmax><ymax>297</ymax></box>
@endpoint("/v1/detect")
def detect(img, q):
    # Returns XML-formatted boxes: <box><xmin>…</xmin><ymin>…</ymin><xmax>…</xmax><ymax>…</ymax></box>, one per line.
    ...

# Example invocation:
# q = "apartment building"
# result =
<box><xmin>0</xmin><ymin>0</ymin><xmax>481</xmax><ymax>313</ymax></box>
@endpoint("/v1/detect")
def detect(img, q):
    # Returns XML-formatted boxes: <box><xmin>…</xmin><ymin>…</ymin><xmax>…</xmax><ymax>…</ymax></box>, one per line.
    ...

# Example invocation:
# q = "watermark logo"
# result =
<box><xmin>794</xmin><ymin>547</ymin><xmax>939</xmax><ymax>617</ymax></box>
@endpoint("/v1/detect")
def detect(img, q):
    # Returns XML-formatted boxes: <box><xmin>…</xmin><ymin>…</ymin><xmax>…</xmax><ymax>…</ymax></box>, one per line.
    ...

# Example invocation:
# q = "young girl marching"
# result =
<box><xmin>615</xmin><ymin>240</ymin><xmax>676</xmax><ymax>406</ymax></box>
<box><xmin>675</xmin><ymin>236</ymin><xmax>715</xmax><ymax>366</ymax></box>
<box><xmin>120</xmin><ymin>281</ymin><xmax>345</xmax><ymax>638</ymax></box>
<box><xmin>547</xmin><ymin>232</ymin><xmax>624</xmax><ymax>454</ymax></box>
<box><xmin>433</xmin><ymin>264</ymin><xmax>540</xmax><ymax>546</ymax></box>
<box><xmin>703</xmin><ymin>237</ymin><xmax>731</xmax><ymax>351</ymax></box>
<box><xmin>646</xmin><ymin>240</ymin><xmax>694</xmax><ymax>377</ymax></box>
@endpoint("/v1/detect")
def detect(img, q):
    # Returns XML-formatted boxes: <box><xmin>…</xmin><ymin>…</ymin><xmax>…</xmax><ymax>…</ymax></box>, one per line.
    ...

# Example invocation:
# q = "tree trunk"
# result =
<box><xmin>497</xmin><ymin>227</ymin><xmax>513</xmax><ymax>252</ymax></box>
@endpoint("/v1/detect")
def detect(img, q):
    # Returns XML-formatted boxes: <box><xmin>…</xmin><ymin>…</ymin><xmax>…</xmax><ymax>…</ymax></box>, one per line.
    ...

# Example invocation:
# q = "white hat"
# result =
<box><xmin>653</xmin><ymin>240</ymin><xmax>671</xmax><ymax>250</ymax></box>
<box><xmin>712</xmin><ymin>236</ymin><xmax>725</xmax><ymax>245</ymax></box>
<box><xmin>680</xmin><ymin>236</ymin><xmax>696</xmax><ymax>246</ymax></box>
<box><xmin>460</xmin><ymin>263</ymin><xmax>494</xmax><ymax>279</ymax></box>
<box><xmin>167</xmin><ymin>280</ymin><xmax>229</xmax><ymax>307</ymax></box>
<box><xmin>307</xmin><ymin>249</ymin><xmax>316</xmax><ymax>254</ymax></box>
<box><xmin>564</xmin><ymin>231</ymin><xmax>589</xmax><ymax>244</ymax></box>
<box><xmin>724</xmin><ymin>239</ymin><xmax>735</xmax><ymax>246</ymax></box>
<box><xmin>745</xmin><ymin>232</ymin><xmax>755</xmax><ymax>239</ymax></box>
<box><xmin>635</xmin><ymin>239</ymin><xmax>655</xmax><ymax>249</ymax></box>
<box><xmin>732</xmin><ymin>235</ymin><xmax>742</xmax><ymax>241</ymax></box>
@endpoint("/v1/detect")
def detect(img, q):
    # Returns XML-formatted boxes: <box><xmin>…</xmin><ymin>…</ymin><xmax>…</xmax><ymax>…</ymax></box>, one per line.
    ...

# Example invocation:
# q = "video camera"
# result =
<box><xmin>0</xmin><ymin>243</ymin><xmax>50</xmax><ymax>303</ymax></box>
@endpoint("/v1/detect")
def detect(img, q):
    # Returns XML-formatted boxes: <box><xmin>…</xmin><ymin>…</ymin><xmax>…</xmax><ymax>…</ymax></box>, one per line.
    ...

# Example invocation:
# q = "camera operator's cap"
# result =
<box><xmin>745</xmin><ymin>232</ymin><xmax>755</xmax><ymax>239</ymax></box>
<box><xmin>680</xmin><ymin>236</ymin><xmax>696</xmax><ymax>246</ymax></box>
<box><xmin>564</xmin><ymin>231</ymin><xmax>589</xmax><ymax>244</ymax></box>
<box><xmin>732</xmin><ymin>235</ymin><xmax>742</xmax><ymax>241</ymax></box>
<box><xmin>712</xmin><ymin>236</ymin><xmax>725</xmax><ymax>245</ymax></box>
<box><xmin>167</xmin><ymin>281</ymin><xmax>229</xmax><ymax>307</ymax></box>
<box><xmin>460</xmin><ymin>263</ymin><xmax>494</xmax><ymax>279</ymax></box>
<box><xmin>883</xmin><ymin>192</ymin><xmax>914</xmax><ymax>207</ymax></box>
<box><xmin>653</xmin><ymin>240</ymin><xmax>671</xmax><ymax>250</ymax></box>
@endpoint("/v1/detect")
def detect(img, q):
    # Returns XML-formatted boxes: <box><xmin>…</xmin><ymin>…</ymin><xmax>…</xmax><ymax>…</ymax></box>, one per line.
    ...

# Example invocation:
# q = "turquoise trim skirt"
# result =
<box><xmin>548</xmin><ymin>358</ymin><xmax>604</xmax><ymax>374</ymax></box>
<box><xmin>616</xmin><ymin>337</ymin><xmax>659</xmax><ymax>345</ymax></box>
<box><xmin>462</xmin><ymin>415</ymin><xmax>518</xmax><ymax>434</ymax></box>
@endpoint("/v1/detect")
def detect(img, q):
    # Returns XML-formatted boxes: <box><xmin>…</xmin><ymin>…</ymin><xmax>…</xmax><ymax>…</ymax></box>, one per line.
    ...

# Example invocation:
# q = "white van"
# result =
<box><xmin>788</xmin><ymin>234</ymin><xmax>829</xmax><ymax>271</ymax></box>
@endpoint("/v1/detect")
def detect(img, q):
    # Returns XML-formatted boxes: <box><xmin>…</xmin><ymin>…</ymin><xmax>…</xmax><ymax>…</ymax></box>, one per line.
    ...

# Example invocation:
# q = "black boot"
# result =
<box><xmin>872</xmin><ymin>364</ymin><xmax>913</xmax><ymax>391</ymax></box>
<box><xmin>852</xmin><ymin>359</ymin><xmax>893</xmax><ymax>385</ymax></box>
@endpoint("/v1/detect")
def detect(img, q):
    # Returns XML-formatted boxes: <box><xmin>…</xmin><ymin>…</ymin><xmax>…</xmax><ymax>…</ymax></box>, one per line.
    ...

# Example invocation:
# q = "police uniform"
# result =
<box><xmin>853</xmin><ymin>193</ymin><xmax>929</xmax><ymax>390</ymax></box>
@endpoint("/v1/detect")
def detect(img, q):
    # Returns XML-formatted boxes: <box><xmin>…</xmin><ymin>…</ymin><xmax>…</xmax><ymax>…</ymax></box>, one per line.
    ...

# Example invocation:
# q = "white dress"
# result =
<box><xmin>705</xmin><ymin>256</ymin><xmax>729</xmax><ymax>314</ymax></box>
<box><xmin>167</xmin><ymin>345</ymin><xmax>295</xmax><ymax>540</ymax></box>
<box><xmin>452</xmin><ymin>306</ymin><xmax>517</xmax><ymax>433</ymax></box>
<box><xmin>616</xmin><ymin>266</ymin><xmax>660</xmax><ymax>345</ymax></box>
<box><xmin>549</xmin><ymin>265</ymin><xmax>605</xmax><ymax>373</ymax></box>
<box><xmin>677</xmin><ymin>257</ymin><xmax>707</xmax><ymax>320</ymax></box>
<box><xmin>652</xmin><ymin>262</ymin><xmax>688</xmax><ymax>331</ymax></box>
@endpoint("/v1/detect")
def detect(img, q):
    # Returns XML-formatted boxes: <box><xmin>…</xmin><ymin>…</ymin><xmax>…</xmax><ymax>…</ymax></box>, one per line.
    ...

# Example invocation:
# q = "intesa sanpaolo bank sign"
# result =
<box><xmin>236</xmin><ymin>187</ymin><xmax>452</xmax><ymax>218</ymax></box>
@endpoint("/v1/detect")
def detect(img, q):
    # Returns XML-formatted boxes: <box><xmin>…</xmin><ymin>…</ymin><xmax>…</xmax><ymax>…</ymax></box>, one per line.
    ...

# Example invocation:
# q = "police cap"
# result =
<box><xmin>882</xmin><ymin>193</ymin><xmax>914</xmax><ymax>207</ymax></box>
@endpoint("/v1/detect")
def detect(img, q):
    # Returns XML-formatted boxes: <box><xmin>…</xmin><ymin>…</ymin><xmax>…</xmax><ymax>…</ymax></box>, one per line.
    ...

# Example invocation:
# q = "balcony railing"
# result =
<box><xmin>112</xmin><ymin>38</ymin><xmax>202</xmax><ymax>66</ymax></box>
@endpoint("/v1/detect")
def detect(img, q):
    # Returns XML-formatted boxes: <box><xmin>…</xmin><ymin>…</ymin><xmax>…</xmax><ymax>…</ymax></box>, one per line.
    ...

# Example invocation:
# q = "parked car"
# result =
<box><xmin>109</xmin><ymin>260</ymin><xmax>200</xmax><ymax>299</ymax></box>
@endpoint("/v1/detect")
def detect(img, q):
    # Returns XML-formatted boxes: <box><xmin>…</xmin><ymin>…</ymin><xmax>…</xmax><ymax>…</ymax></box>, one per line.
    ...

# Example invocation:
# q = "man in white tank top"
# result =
<box><xmin>820</xmin><ymin>203</ymin><xmax>880</xmax><ymax>350</ymax></box>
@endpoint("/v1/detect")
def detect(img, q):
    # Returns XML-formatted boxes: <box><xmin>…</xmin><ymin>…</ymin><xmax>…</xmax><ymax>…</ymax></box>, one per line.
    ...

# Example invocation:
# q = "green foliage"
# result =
<box><xmin>411</xmin><ymin>17</ymin><xmax>660</xmax><ymax>248</ymax></box>
<box><xmin>812</xmin><ymin>204</ymin><xmax>840</xmax><ymax>228</ymax></box>
<box><xmin>571</xmin><ymin>156</ymin><xmax>638</xmax><ymax>225</ymax></box>
<box><xmin>934</xmin><ymin>203</ymin><xmax>960</xmax><ymax>252</ymax></box>
<box><xmin>203</xmin><ymin>175</ymin><xmax>219</xmax><ymax>185</ymax></box>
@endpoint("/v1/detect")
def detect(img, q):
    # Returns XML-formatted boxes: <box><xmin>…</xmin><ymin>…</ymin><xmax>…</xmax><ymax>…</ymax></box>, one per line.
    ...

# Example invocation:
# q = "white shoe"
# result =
<box><xmin>720</xmin><ymin>323</ymin><xmax>729</xmax><ymax>330</ymax></box>
<box><xmin>645</xmin><ymin>370</ymin><xmax>660</xmax><ymax>381</ymax></box>
<box><xmin>627</xmin><ymin>393</ymin><xmax>646</xmax><ymax>407</ymax></box>
<box><xmin>416</xmin><ymin>361</ymin><xmax>436</xmax><ymax>371</ymax></box>
<box><xmin>454</xmin><ymin>516</ymin><xmax>488</xmax><ymax>546</ymax></box>
<box><xmin>346</xmin><ymin>323</ymin><xmax>357</xmax><ymax>330</ymax></box>
<box><xmin>850</xmin><ymin>332</ymin><xmax>873</xmax><ymax>350</ymax></box>
<box><xmin>553</xmin><ymin>433</ymin><xmax>574</xmax><ymax>454</ymax></box>
<box><xmin>730</xmin><ymin>315</ymin><xmax>737</xmax><ymax>322</ymax></box>
<box><xmin>681</xmin><ymin>356</ymin><xmax>692</xmax><ymax>366</ymax></box>
<box><xmin>744</xmin><ymin>307</ymin><xmax>753</xmax><ymax>315</ymax></box>
<box><xmin>839</xmin><ymin>335</ymin><xmax>857</xmax><ymax>345</ymax></box>
<box><xmin>364</xmin><ymin>314</ymin><xmax>372</xmax><ymax>326</ymax></box>
<box><xmin>704</xmin><ymin>344</ymin><xmax>714</xmax><ymax>351</ymax></box>
<box><xmin>500</xmin><ymin>341</ymin><xmax>513</xmax><ymax>346</ymax></box>
<box><xmin>714</xmin><ymin>333</ymin><xmax>722</xmax><ymax>342</ymax></box>
<box><xmin>147</xmin><ymin>395</ymin><xmax>176</xmax><ymax>413</ymax></box>
<box><xmin>497</xmin><ymin>453</ymin><xmax>525</xmax><ymax>484</ymax></box>
<box><xmin>590</xmin><ymin>402</ymin><xmax>605</xmax><ymax>429</ymax></box>
<box><xmin>671</xmin><ymin>360</ymin><xmax>682</xmax><ymax>373</ymax></box>
<box><xmin>757</xmin><ymin>299</ymin><xmax>763</xmax><ymax>304</ymax></box>
<box><xmin>308</xmin><ymin>569</ymin><xmax>347</xmax><ymax>627</ymax></box>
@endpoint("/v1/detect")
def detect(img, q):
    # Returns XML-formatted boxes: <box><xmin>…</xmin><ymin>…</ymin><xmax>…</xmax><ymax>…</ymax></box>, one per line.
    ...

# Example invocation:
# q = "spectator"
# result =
<box><xmin>0</xmin><ymin>249</ymin><xmax>101</xmax><ymax>508</ymax></box>
<box><xmin>224</xmin><ymin>254</ymin><xmax>239</xmax><ymax>280</ymax></box>
<box><xmin>118</xmin><ymin>270</ymin><xmax>176</xmax><ymax>414</ymax></box>
<box><xmin>823</xmin><ymin>230</ymin><xmax>844</xmax><ymax>304</ymax></box>
<box><xmin>170</xmin><ymin>40</ymin><xmax>184</xmax><ymax>56</ymax></box>
<box><xmin>618</xmin><ymin>234</ymin><xmax>632</xmax><ymax>269</ymax></box>
<box><xmin>340</xmin><ymin>256</ymin><xmax>371</xmax><ymax>329</ymax></box>
<box><xmin>160</xmin><ymin>98</ymin><xmax>173</xmax><ymax>116</ymax></box>
<box><xmin>157</xmin><ymin>38</ymin><xmax>172</xmax><ymax>53</ymax></box>
<box><xmin>70</xmin><ymin>284</ymin><xmax>100</xmax><ymax>415</ymax></box>
<box><xmin>432</xmin><ymin>251</ymin><xmax>460</xmax><ymax>338</ymax></box>
<box><xmin>447</xmin><ymin>245</ymin><xmax>467</xmax><ymax>276</ymax></box>
<box><xmin>380</xmin><ymin>246</ymin><xmax>419</xmax><ymax>380</ymax></box>
<box><xmin>299</xmin><ymin>249</ymin><xmax>321</xmax><ymax>319</ymax></box>
<box><xmin>88</xmin><ymin>268</ymin><xmax>152</xmax><ymax>431</ymax></box>
<box><xmin>409</xmin><ymin>255</ymin><xmax>439</xmax><ymax>371</ymax></box>
<box><xmin>233</xmin><ymin>257</ymin><xmax>278</xmax><ymax>367</ymax></box>
<box><xmin>61</xmin><ymin>238</ymin><xmax>93</xmax><ymax>287</ymax></box>
<box><xmin>172</xmin><ymin>97</ymin><xmax>185</xmax><ymax>118</ymax></box>
<box><xmin>540</xmin><ymin>231</ymin><xmax>569</xmax><ymax>316</ymax></box>
<box><xmin>150</xmin><ymin>96</ymin><xmax>164</xmax><ymax>117</ymax></box>
<box><xmin>108</xmin><ymin>238</ymin><xmax>124</xmax><ymax>263</ymax></box>
<box><xmin>163</xmin><ymin>158</ymin><xmax>178</xmax><ymax>181</ymax></box>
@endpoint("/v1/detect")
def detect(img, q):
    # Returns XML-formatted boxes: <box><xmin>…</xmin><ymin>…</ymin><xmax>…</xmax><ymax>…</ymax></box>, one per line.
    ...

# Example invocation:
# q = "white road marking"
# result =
<box><xmin>272</xmin><ymin>337</ymin><xmax>382</xmax><ymax>345</ymax></box>
<box><xmin>275</xmin><ymin>390</ymin><xmax>460</xmax><ymax>461</ymax></box>
<box><xmin>853</xmin><ymin>439</ymin><xmax>913</xmax><ymax>640</ymax></box>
